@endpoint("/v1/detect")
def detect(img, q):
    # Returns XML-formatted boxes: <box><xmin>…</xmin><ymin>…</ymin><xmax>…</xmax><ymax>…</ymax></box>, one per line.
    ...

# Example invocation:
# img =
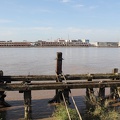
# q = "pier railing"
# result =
<box><xmin>0</xmin><ymin>52</ymin><xmax>120</xmax><ymax>120</ymax></box>
<box><xmin>0</xmin><ymin>74</ymin><xmax>120</xmax><ymax>90</ymax></box>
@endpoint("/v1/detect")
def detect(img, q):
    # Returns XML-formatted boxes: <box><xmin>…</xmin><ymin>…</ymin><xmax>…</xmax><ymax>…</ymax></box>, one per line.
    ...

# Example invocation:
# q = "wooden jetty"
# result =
<box><xmin>0</xmin><ymin>52</ymin><xmax>120</xmax><ymax>120</ymax></box>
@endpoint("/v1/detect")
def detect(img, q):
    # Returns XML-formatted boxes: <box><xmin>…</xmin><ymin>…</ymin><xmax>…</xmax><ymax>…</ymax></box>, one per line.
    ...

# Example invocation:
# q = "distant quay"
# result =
<box><xmin>0</xmin><ymin>40</ymin><xmax>120</xmax><ymax>47</ymax></box>
<box><xmin>0</xmin><ymin>39</ymin><xmax>91</xmax><ymax>47</ymax></box>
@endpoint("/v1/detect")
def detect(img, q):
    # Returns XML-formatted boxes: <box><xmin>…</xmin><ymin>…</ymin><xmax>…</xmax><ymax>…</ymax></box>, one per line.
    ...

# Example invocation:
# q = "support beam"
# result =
<box><xmin>86</xmin><ymin>75</ymin><xmax>94</xmax><ymax>100</ymax></box>
<box><xmin>24</xmin><ymin>90</ymin><xmax>32</xmax><ymax>120</ymax></box>
<box><xmin>0</xmin><ymin>80</ymin><xmax>120</xmax><ymax>91</ymax></box>
<box><xmin>0</xmin><ymin>73</ymin><xmax>120</xmax><ymax>81</ymax></box>
<box><xmin>110</xmin><ymin>68</ymin><xmax>119</xmax><ymax>99</ymax></box>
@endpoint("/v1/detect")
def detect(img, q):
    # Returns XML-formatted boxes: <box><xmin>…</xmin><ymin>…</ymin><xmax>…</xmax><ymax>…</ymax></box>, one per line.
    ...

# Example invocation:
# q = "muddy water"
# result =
<box><xmin>0</xmin><ymin>47</ymin><xmax>120</xmax><ymax>119</ymax></box>
<box><xmin>0</xmin><ymin>47</ymin><xmax>120</xmax><ymax>75</ymax></box>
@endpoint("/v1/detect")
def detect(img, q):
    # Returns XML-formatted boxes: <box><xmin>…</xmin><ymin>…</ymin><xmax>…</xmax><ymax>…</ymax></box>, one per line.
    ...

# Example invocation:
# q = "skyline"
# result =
<box><xmin>0</xmin><ymin>0</ymin><xmax>120</xmax><ymax>42</ymax></box>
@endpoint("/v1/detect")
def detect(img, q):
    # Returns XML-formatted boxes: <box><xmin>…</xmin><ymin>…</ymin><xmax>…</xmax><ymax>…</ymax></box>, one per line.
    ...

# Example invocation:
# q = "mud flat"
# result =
<box><xmin>0</xmin><ymin>89</ymin><xmax>87</xmax><ymax>120</ymax></box>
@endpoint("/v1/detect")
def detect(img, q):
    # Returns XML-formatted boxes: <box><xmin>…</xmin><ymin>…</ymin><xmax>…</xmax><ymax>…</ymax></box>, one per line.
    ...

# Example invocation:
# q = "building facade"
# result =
<box><xmin>97</xmin><ymin>42</ymin><xmax>118</xmax><ymax>47</ymax></box>
<box><xmin>0</xmin><ymin>41</ymin><xmax>31</xmax><ymax>47</ymax></box>
<box><xmin>36</xmin><ymin>39</ymin><xmax>90</xmax><ymax>47</ymax></box>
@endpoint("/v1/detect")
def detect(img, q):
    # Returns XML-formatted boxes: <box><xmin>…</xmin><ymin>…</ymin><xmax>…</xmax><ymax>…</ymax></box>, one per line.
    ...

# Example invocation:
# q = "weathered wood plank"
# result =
<box><xmin>0</xmin><ymin>80</ymin><xmax>120</xmax><ymax>91</ymax></box>
<box><xmin>0</xmin><ymin>73</ymin><xmax>120</xmax><ymax>81</ymax></box>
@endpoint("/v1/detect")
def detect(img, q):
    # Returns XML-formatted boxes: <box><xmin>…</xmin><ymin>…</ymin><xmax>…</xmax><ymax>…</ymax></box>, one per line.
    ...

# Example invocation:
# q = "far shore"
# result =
<box><xmin>0</xmin><ymin>46</ymin><xmax>120</xmax><ymax>48</ymax></box>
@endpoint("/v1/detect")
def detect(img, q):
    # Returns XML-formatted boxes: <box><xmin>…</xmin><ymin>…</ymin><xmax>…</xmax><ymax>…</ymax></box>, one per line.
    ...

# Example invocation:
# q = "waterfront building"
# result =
<box><xmin>90</xmin><ymin>42</ymin><xmax>98</xmax><ymax>46</ymax></box>
<box><xmin>0</xmin><ymin>39</ymin><xmax>91</xmax><ymax>47</ymax></box>
<box><xmin>67</xmin><ymin>39</ymin><xmax>90</xmax><ymax>46</ymax></box>
<box><xmin>97</xmin><ymin>42</ymin><xmax>118</xmax><ymax>47</ymax></box>
<box><xmin>0</xmin><ymin>41</ymin><xmax>31</xmax><ymax>47</ymax></box>
<box><xmin>35</xmin><ymin>39</ymin><xmax>90</xmax><ymax>47</ymax></box>
<box><xmin>118</xmin><ymin>42</ymin><xmax>120</xmax><ymax>47</ymax></box>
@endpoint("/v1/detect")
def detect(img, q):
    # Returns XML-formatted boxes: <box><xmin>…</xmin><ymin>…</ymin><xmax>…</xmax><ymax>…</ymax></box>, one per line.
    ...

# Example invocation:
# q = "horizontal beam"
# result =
<box><xmin>0</xmin><ymin>73</ymin><xmax>120</xmax><ymax>81</ymax></box>
<box><xmin>0</xmin><ymin>80</ymin><xmax>120</xmax><ymax>91</ymax></box>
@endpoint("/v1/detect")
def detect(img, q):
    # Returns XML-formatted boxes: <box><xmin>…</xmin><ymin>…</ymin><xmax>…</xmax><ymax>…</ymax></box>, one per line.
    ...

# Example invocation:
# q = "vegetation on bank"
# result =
<box><xmin>84</xmin><ymin>95</ymin><xmax>120</xmax><ymax>120</ymax></box>
<box><xmin>52</xmin><ymin>103</ymin><xmax>79</xmax><ymax>120</ymax></box>
<box><xmin>52</xmin><ymin>96</ymin><xmax>120</xmax><ymax>120</ymax></box>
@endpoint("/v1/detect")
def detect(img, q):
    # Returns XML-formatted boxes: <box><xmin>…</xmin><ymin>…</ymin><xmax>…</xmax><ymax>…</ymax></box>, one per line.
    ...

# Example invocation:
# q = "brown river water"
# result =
<box><xmin>0</xmin><ymin>47</ymin><xmax>120</xmax><ymax>119</ymax></box>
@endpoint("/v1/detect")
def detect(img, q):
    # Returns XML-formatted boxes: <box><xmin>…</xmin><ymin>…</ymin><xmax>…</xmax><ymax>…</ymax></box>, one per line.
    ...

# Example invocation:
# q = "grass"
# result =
<box><xmin>89</xmin><ymin>103</ymin><xmax>119</xmax><ymax>120</ymax></box>
<box><xmin>52</xmin><ymin>92</ymin><xmax>120</xmax><ymax>120</ymax></box>
<box><xmin>84</xmin><ymin>94</ymin><xmax>120</xmax><ymax>120</ymax></box>
<box><xmin>52</xmin><ymin>103</ymin><xmax>79</xmax><ymax>120</ymax></box>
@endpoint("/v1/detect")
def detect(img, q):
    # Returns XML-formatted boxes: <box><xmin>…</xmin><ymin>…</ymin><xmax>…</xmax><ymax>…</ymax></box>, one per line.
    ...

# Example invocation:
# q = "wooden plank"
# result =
<box><xmin>0</xmin><ymin>80</ymin><xmax>120</xmax><ymax>91</ymax></box>
<box><xmin>0</xmin><ymin>73</ymin><xmax>120</xmax><ymax>81</ymax></box>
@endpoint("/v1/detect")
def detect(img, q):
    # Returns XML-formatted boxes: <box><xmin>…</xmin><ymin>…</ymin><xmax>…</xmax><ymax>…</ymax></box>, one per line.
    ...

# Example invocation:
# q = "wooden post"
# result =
<box><xmin>98</xmin><ymin>86</ymin><xmax>105</xmax><ymax>99</ymax></box>
<box><xmin>48</xmin><ymin>52</ymin><xmax>64</xmax><ymax>104</ymax></box>
<box><xmin>0</xmin><ymin>70</ymin><xmax>10</xmax><ymax>107</ymax></box>
<box><xmin>56</xmin><ymin>52</ymin><xmax>63</xmax><ymax>76</ymax></box>
<box><xmin>86</xmin><ymin>74</ymin><xmax>94</xmax><ymax>100</ymax></box>
<box><xmin>86</xmin><ymin>75</ymin><xmax>95</xmax><ymax>109</ymax></box>
<box><xmin>0</xmin><ymin>70</ymin><xmax>3</xmax><ymax>76</ymax></box>
<box><xmin>0</xmin><ymin>70</ymin><xmax>4</xmax><ymax>107</ymax></box>
<box><xmin>56</xmin><ymin>52</ymin><xmax>63</xmax><ymax>92</ymax></box>
<box><xmin>110</xmin><ymin>68</ymin><xmax>118</xmax><ymax>99</ymax></box>
<box><xmin>24</xmin><ymin>90</ymin><xmax>32</xmax><ymax>120</ymax></box>
<box><xmin>56</xmin><ymin>52</ymin><xmax>63</xmax><ymax>102</ymax></box>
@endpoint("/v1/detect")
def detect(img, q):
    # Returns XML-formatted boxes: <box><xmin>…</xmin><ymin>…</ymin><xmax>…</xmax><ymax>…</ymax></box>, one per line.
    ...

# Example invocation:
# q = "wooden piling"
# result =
<box><xmin>110</xmin><ymin>68</ymin><xmax>118</xmax><ymax>99</ymax></box>
<box><xmin>56</xmin><ymin>52</ymin><xmax>63</xmax><ymax>76</ymax></box>
<box><xmin>48</xmin><ymin>52</ymin><xmax>63</xmax><ymax>103</ymax></box>
<box><xmin>24</xmin><ymin>90</ymin><xmax>32</xmax><ymax>120</ymax></box>
<box><xmin>56</xmin><ymin>52</ymin><xmax>63</xmax><ymax>101</ymax></box>
<box><xmin>0</xmin><ymin>70</ymin><xmax>4</xmax><ymax>105</ymax></box>
<box><xmin>0</xmin><ymin>71</ymin><xmax>5</xmax><ymax>107</ymax></box>
<box><xmin>56</xmin><ymin>52</ymin><xmax>63</xmax><ymax>95</ymax></box>
<box><xmin>86</xmin><ymin>74</ymin><xmax>94</xmax><ymax>100</ymax></box>
<box><xmin>98</xmin><ymin>85</ymin><xmax>105</xmax><ymax>98</ymax></box>
<box><xmin>0</xmin><ymin>70</ymin><xmax>3</xmax><ymax>76</ymax></box>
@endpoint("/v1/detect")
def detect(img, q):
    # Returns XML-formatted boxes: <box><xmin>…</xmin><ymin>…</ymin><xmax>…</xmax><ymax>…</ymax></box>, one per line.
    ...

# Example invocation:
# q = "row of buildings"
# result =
<box><xmin>0</xmin><ymin>39</ymin><xmax>91</xmax><ymax>47</ymax></box>
<box><xmin>0</xmin><ymin>39</ymin><xmax>119</xmax><ymax>47</ymax></box>
<box><xmin>36</xmin><ymin>39</ymin><xmax>90</xmax><ymax>47</ymax></box>
<box><xmin>91</xmin><ymin>42</ymin><xmax>120</xmax><ymax>47</ymax></box>
<box><xmin>0</xmin><ymin>40</ymin><xmax>31</xmax><ymax>47</ymax></box>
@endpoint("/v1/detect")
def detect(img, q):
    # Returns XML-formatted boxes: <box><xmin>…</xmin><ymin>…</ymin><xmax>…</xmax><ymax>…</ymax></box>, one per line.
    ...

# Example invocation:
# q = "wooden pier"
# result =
<box><xmin>0</xmin><ymin>52</ymin><xmax>120</xmax><ymax>120</ymax></box>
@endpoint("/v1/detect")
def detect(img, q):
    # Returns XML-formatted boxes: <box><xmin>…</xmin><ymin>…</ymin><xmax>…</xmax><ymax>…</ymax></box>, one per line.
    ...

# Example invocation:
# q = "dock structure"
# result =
<box><xmin>0</xmin><ymin>52</ymin><xmax>120</xmax><ymax>119</ymax></box>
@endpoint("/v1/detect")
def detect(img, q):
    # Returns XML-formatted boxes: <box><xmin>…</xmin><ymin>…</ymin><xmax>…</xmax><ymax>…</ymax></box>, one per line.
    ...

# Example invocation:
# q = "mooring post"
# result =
<box><xmin>56</xmin><ymin>52</ymin><xmax>63</xmax><ymax>77</ymax></box>
<box><xmin>56</xmin><ymin>52</ymin><xmax>63</xmax><ymax>93</ymax></box>
<box><xmin>48</xmin><ymin>52</ymin><xmax>70</xmax><ymax>104</ymax></box>
<box><xmin>24</xmin><ymin>90</ymin><xmax>32</xmax><ymax>120</ymax></box>
<box><xmin>110</xmin><ymin>68</ymin><xmax>118</xmax><ymax>99</ymax></box>
<box><xmin>56</xmin><ymin>52</ymin><xmax>63</xmax><ymax>102</ymax></box>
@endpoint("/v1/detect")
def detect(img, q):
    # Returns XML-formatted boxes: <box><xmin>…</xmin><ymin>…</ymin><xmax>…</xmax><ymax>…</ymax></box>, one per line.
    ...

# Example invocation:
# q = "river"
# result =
<box><xmin>0</xmin><ymin>47</ymin><xmax>120</xmax><ymax>75</ymax></box>
<box><xmin>0</xmin><ymin>47</ymin><xmax>120</xmax><ymax>120</ymax></box>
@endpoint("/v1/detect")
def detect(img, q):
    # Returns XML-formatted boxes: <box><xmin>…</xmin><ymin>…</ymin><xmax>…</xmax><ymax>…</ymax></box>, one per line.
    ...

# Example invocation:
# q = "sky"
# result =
<box><xmin>0</xmin><ymin>0</ymin><xmax>120</xmax><ymax>42</ymax></box>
